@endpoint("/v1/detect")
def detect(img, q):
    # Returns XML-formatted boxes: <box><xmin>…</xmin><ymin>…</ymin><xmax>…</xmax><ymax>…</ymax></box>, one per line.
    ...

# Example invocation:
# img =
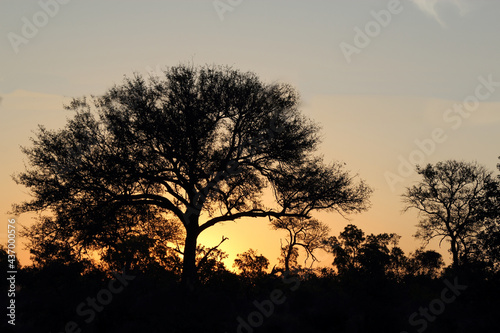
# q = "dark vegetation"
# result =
<box><xmin>3</xmin><ymin>220</ymin><xmax>500</xmax><ymax>333</ymax></box>
<box><xmin>5</xmin><ymin>65</ymin><xmax>500</xmax><ymax>332</ymax></box>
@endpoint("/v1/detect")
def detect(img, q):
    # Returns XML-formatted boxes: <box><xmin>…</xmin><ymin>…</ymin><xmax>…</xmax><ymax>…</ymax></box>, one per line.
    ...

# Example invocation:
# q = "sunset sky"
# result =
<box><xmin>1</xmin><ymin>0</ymin><xmax>499</xmax><ymax>270</ymax></box>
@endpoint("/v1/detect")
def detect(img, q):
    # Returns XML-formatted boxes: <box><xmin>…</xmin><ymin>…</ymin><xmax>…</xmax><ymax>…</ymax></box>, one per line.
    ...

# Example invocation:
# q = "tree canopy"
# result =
<box><xmin>403</xmin><ymin>160</ymin><xmax>500</xmax><ymax>268</ymax></box>
<box><xmin>13</xmin><ymin>64</ymin><xmax>371</xmax><ymax>287</ymax></box>
<box><xmin>325</xmin><ymin>224</ymin><xmax>407</xmax><ymax>278</ymax></box>
<box><xmin>271</xmin><ymin>216</ymin><xmax>330</xmax><ymax>272</ymax></box>
<box><xmin>233</xmin><ymin>248</ymin><xmax>269</xmax><ymax>280</ymax></box>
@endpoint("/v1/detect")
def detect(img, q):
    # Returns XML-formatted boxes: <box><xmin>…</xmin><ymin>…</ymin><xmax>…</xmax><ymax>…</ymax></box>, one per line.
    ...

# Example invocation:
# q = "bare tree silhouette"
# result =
<box><xmin>272</xmin><ymin>217</ymin><xmax>329</xmax><ymax>272</ymax></box>
<box><xmin>403</xmin><ymin>160</ymin><xmax>499</xmax><ymax>268</ymax></box>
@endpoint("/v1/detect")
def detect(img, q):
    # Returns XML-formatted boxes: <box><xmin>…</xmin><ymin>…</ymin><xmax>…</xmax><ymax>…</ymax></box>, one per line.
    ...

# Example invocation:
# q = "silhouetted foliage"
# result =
<box><xmin>196</xmin><ymin>242</ymin><xmax>229</xmax><ymax>284</ymax></box>
<box><xmin>271</xmin><ymin>216</ymin><xmax>330</xmax><ymax>272</ymax></box>
<box><xmin>470</xmin><ymin>217</ymin><xmax>500</xmax><ymax>273</ymax></box>
<box><xmin>12</xmin><ymin>64</ymin><xmax>371</xmax><ymax>288</ymax></box>
<box><xmin>406</xmin><ymin>248</ymin><xmax>444</xmax><ymax>278</ymax></box>
<box><xmin>325</xmin><ymin>224</ymin><xmax>408</xmax><ymax>279</ymax></box>
<box><xmin>403</xmin><ymin>160</ymin><xmax>500</xmax><ymax>269</ymax></box>
<box><xmin>233</xmin><ymin>249</ymin><xmax>269</xmax><ymax>280</ymax></box>
<box><xmin>12</xmin><ymin>264</ymin><xmax>500</xmax><ymax>333</ymax></box>
<box><xmin>10</xmin><ymin>222</ymin><xmax>500</xmax><ymax>333</ymax></box>
<box><xmin>22</xmin><ymin>206</ymin><xmax>184</xmax><ymax>275</ymax></box>
<box><xmin>325</xmin><ymin>224</ymin><xmax>365</xmax><ymax>274</ymax></box>
<box><xmin>357</xmin><ymin>233</ymin><xmax>400</xmax><ymax>276</ymax></box>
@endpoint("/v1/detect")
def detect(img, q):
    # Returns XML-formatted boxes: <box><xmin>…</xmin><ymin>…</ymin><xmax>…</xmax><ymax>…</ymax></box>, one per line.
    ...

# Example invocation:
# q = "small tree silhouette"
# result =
<box><xmin>403</xmin><ymin>160</ymin><xmax>499</xmax><ymax>268</ymax></box>
<box><xmin>271</xmin><ymin>216</ymin><xmax>329</xmax><ymax>272</ymax></box>
<box><xmin>233</xmin><ymin>249</ymin><xmax>269</xmax><ymax>280</ymax></box>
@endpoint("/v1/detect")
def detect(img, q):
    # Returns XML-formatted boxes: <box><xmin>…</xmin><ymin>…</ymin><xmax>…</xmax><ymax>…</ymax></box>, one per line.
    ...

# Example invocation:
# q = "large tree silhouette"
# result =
<box><xmin>403</xmin><ymin>160</ymin><xmax>499</xmax><ymax>268</ymax></box>
<box><xmin>13</xmin><ymin>64</ymin><xmax>371</xmax><ymax>288</ymax></box>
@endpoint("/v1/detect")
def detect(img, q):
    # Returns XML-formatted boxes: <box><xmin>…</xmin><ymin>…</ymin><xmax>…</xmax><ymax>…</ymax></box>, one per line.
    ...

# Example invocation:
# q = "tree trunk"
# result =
<box><xmin>450</xmin><ymin>237</ymin><xmax>459</xmax><ymax>269</ymax></box>
<box><xmin>284</xmin><ymin>244</ymin><xmax>293</xmax><ymax>272</ymax></box>
<box><xmin>181</xmin><ymin>217</ymin><xmax>200</xmax><ymax>291</ymax></box>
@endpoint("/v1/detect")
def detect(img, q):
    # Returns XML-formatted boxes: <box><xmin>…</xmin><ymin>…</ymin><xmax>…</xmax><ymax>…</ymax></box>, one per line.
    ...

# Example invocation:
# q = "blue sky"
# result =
<box><xmin>1</xmin><ymin>0</ymin><xmax>499</xmax><ymax>268</ymax></box>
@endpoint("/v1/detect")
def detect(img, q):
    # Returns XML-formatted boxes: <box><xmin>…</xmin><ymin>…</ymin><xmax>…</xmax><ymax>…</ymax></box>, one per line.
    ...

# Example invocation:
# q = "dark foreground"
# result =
<box><xmin>3</xmin><ymin>266</ymin><xmax>500</xmax><ymax>333</ymax></box>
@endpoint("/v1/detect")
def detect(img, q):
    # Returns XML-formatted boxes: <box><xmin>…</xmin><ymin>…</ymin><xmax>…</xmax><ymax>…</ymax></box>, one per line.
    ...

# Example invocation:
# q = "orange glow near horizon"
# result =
<box><xmin>4</xmin><ymin>90</ymin><xmax>498</xmax><ymax>272</ymax></box>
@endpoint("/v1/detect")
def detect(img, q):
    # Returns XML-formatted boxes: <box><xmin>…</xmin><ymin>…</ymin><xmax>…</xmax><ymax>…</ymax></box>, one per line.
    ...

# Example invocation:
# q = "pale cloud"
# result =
<box><xmin>410</xmin><ymin>0</ymin><xmax>471</xmax><ymax>27</ymax></box>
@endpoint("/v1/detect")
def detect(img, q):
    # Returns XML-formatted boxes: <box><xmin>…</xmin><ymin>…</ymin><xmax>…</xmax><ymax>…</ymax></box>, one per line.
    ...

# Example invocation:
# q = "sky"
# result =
<box><xmin>1</xmin><ymin>0</ymin><xmax>499</xmax><ymax>270</ymax></box>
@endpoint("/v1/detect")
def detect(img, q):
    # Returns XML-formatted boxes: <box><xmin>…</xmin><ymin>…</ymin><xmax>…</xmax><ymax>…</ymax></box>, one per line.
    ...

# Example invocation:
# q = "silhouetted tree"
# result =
<box><xmin>12</xmin><ymin>64</ymin><xmax>371</xmax><ymax>288</ymax></box>
<box><xmin>271</xmin><ymin>217</ymin><xmax>330</xmax><ymax>272</ymax></box>
<box><xmin>403</xmin><ymin>160</ymin><xmax>499</xmax><ymax>268</ymax></box>
<box><xmin>23</xmin><ymin>216</ymin><xmax>88</xmax><ymax>270</ymax></box>
<box><xmin>326</xmin><ymin>225</ymin><xmax>404</xmax><ymax>277</ymax></box>
<box><xmin>358</xmin><ymin>232</ymin><xmax>401</xmax><ymax>276</ymax></box>
<box><xmin>325</xmin><ymin>224</ymin><xmax>365</xmax><ymax>274</ymax></box>
<box><xmin>468</xmin><ymin>217</ymin><xmax>500</xmax><ymax>273</ymax></box>
<box><xmin>233</xmin><ymin>249</ymin><xmax>269</xmax><ymax>280</ymax></box>
<box><xmin>467</xmin><ymin>159</ymin><xmax>500</xmax><ymax>272</ymax></box>
<box><xmin>23</xmin><ymin>205</ymin><xmax>184</xmax><ymax>273</ymax></box>
<box><xmin>406</xmin><ymin>248</ymin><xmax>444</xmax><ymax>278</ymax></box>
<box><xmin>101</xmin><ymin>234</ymin><xmax>155</xmax><ymax>272</ymax></box>
<box><xmin>387</xmin><ymin>245</ymin><xmax>407</xmax><ymax>279</ymax></box>
<box><xmin>196</xmin><ymin>241</ymin><xmax>229</xmax><ymax>284</ymax></box>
